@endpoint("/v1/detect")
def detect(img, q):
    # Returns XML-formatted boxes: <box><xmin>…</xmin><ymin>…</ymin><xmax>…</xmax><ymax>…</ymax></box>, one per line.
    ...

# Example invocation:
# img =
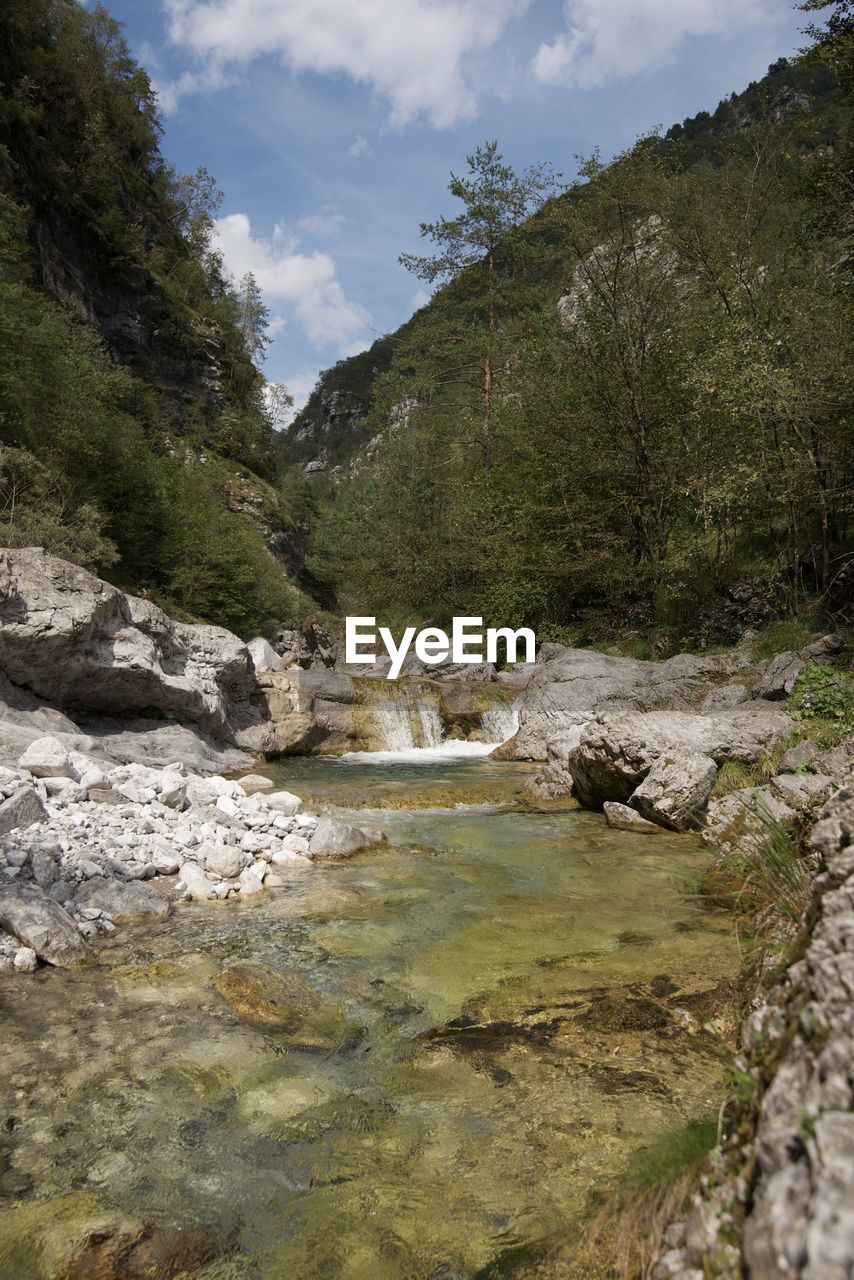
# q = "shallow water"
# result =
<box><xmin>0</xmin><ymin>755</ymin><xmax>739</xmax><ymax>1280</ymax></box>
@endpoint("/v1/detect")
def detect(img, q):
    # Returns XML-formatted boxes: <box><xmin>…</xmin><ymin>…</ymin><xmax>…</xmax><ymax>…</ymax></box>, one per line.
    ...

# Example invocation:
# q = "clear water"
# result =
<box><xmin>0</xmin><ymin>755</ymin><xmax>738</xmax><ymax>1280</ymax></box>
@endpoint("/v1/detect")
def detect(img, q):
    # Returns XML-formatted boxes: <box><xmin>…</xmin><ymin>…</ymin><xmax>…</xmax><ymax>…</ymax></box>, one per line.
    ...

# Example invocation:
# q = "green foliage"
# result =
<box><xmin>737</xmin><ymin>815</ymin><xmax>813</xmax><ymax>927</ymax></box>
<box><xmin>752</xmin><ymin>620</ymin><xmax>816</xmax><ymax>659</ymax></box>
<box><xmin>790</xmin><ymin>662</ymin><xmax>854</xmax><ymax>732</ymax></box>
<box><xmin>711</xmin><ymin>760</ymin><xmax>754</xmax><ymax>797</ymax></box>
<box><xmin>303</xmin><ymin>52</ymin><xmax>853</xmax><ymax>639</ymax></box>
<box><xmin>0</xmin><ymin>2</ymin><xmax>303</xmax><ymax>636</ymax></box>
<box><xmin>624</xmin><ymin>1120</ymin><xmax>718</xmax><ymax>1191</ymax></box>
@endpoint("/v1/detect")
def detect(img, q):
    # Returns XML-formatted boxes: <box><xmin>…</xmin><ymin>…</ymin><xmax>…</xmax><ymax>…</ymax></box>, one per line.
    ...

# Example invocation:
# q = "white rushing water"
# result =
<box><xmin>362</xmin><ymin>687</ymin><xmax>518</xmax><ymax>762</ymax></box>
<box><xmin>480</xmin><ymin>699</ymin><xmax>519</xmax><ymax>744</ymax></box>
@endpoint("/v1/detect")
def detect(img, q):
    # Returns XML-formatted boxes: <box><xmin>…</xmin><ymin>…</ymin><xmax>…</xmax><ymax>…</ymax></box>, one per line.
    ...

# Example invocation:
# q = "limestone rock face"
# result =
<box><xmin>741</xmin><ymin>787</ymin><xmax>854</xmax><ymax>1279</ymax></box>
<box><xmin>0</xmin><ymin>548</ymin><xmax>265</xmax><ymax>748</ymax></box>
<box><xmin>567</xmin><ymin>703</ymin><xmax>792</xmax><ymax>809</ymax></box>
<box><xmin>0</xmin><ymin>883</ymin><xmax>91</xmax><ymax>966</ymax></box>
<box><xmin>246</xmin><ymin>636</ymin><xmax>280</xmax><ymax>673</ymax></box>
<box><xmin>499</xmin><ymin>646</ymin><xmax>747</xmax><ymax>761</ymax></box>
<box><xmin>700</xmin><ymin>684</ymin><xmax>748</xmax><ymax>714</ymax></box>
<box><xmin>630</xmin><ymin>753</ymin><xmax>718</xmax><ymax>831</ymax></box>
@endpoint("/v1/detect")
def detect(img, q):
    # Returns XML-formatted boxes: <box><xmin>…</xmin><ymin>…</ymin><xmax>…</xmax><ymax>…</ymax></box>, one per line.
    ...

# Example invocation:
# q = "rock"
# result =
<box><xmin>770</xmin><ymin>772</ymin><xmax>835</xmax><ymax>810</ymax></box>
<box><xmin>237</xmin><ymin>773</ymin><xmax>274</xmax><ymax>793</ymax></box>
<box><xmin>309</xmin><ymin>816</ymin><xmax>385</xmax><ymax>859</ymax></box>
<box><xmin>700</xmin><ymin>684</ymin><xmax>748</xmax><ymax>714</ymax></box>
<box><xmin>159</xmin><ymin>780</ymin><xmax>187</xmax><ymax>810</ymax></box>
<box><xmin>751</xmin><ymin>651</ymin><xmax>805</xmax><ymax>700</ymax></box>
<box><xmin>13</xmin><ymin>945</ymin><xmax>37</xmax><ymax>972</ymax></box>
<box><xmin>630</xmin><ymin>753</ymin><xmax>718</xmax><ymax>831</ymax></box>
<box><xmin>18</xmin><ymin>735</ymin><xmax>76</xmax><ymax>778</ymax></box>
<box><xmin>212</xmin><ymin>961</ymin><xmax>313</xmax><ymax>1028</ymax></box>
<box><xmin>499</xmin><ymin>646</ymin><xmax>747</xmax><ymax>761</ymax></box>
<box><xmin>31</xmin><ymin>848</ymin><xmax>58</xmax><ymax>888</ymax></box>
<box><xmin>265</xmin><ymin>790</ymin><xmax>304</xmax><ymax>815</ymax></box>
<box><xmin>603</xmin><ymin>801</ymin><xmax>664</xmax><ymax>834</ymax></box>
<box><xmin>802</xmin><ymin>633</ymin><xmax>843</xmax><ymax>660</ymax></box>
<box><xmin>75</xmin><ymin>876</ymin><xmax>169</xmax><ymax>922</ymax></box>
<box><xmin>78</xmin><ymin>718</ymin><xmax>255</xmax><ymax>775</ymax></box>
<box><xmin>247</xmin><ymin>636</ymin><xmax>281</xmax><ymax>673</ymax></box>
<box><xmin>0</xmin><ymin>547</ymin><xmax>271</xmax><ymax>749</ymax></box>
<box><xmin>779</xmin><ymin>740</ymin><xmax>818</xmax><ymax>773</ymax></box>
<box><xmin>78</xmin><ymin>766</ymin><xmax>109</xmax><ymax>790</ymax></box>
<box><xmin>739</xmin><ymin>787</ymin><xmax>854</xmax><ymax>1279</ymax></box>
<box><xmin>200</xmin><ymin>844</ymin><xmax>243</xmax><ymax>880</ymax></box>
<box><xmin>86</xmin><ymin>787</ymin><xmax>126</xmax><ymax>806</ymax></box>
<box><xmin>0</xmin><ymin>883</ymin><xmax>91</xmax><ymax>966</ymax></box>
<box><xmin>704</xmin><ymin>787</ymin><xmax>797</xmax><ymax>855</ymax></box>
<box><xmin>568</xmin><ymin>703</ymin><xmax>793</xmax><ymax>809</ymax></box>
<box><xmin>238</xmin><ymin>865</ymin><xmax>264</xmax><ymax>896</ymax></box>
<box><xmin>0</xmin><ymin>785</ymin><xmax>47</xmax><ymax>836</ymax></box>
<box><xmin>6</xmin><ymin>848</ymin><xmax>29</xmax><ymax>868</ymax></box>
<box><xmin>179</xmin><ymin>862</ymin><xmax>216</xmax><ymax>902</ymax></box>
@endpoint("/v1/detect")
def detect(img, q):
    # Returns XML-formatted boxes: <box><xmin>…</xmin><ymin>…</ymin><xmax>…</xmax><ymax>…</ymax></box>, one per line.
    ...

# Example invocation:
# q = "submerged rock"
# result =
<box><xmin>603</xmin><ymin>801</ymin><xmax>663</xmax><ymax>834</ymax></box>
<box><xmin>309</xmin><ymin>815</ymin><xmax>386</xmax><ymax>858</ymax></box>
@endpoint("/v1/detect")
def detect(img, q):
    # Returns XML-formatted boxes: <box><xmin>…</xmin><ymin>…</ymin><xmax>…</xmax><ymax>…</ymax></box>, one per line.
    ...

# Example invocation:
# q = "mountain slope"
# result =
<box><xmin>0</xmin><ymin>0</ymin><xmax>312</xmax><ymax>636</ymax></box>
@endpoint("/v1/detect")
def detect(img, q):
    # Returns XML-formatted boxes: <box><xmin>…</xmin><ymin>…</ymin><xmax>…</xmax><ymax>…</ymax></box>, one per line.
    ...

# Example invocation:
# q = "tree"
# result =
<box><xmin>399</xmin><ymin>141</ymin><xmax>560</xmax><ymax>469</ymax></box>
<box><xmin>234</xmin><ymin>271</ymin><xmax>270</xmax><ymax>365</ymax></box>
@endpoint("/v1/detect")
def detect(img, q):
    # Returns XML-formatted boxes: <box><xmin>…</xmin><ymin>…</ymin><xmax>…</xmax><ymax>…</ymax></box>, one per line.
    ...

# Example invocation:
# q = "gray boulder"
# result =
<box><xmin>751</xmin><ymin>651</ymin><xmax>805</xmax><ymax>700</ymax></box>
<box><xmin>630</xmin><ymin>753</ymin><xmax>718</xmax><ymax>831</ymax></box>
<box><xmin>499</xmin><ymin>646</ymin><xmax>747</xmax><ymax>761</ymax></box>
<box><xmin>0</xmin><ymin>547</ymin><xmax>269</xmax><ymax>749</ymax></box>
<box><xmin>17</xmin><ymin>735</ymin><xmax>76</xmax><ymax>778</ymax></box>
<box><xmin>568</xmin><ymin>703</ymin><xmax>792</xmax><ymax>809</ymax></box>
<box><xmin>0</xmin><ymin>786</ymin><xmax>47</xmax><ymax>836</ymax></box>
<box><xmin>603</xmin><ymin>801</ymin><xmax>664</xmax><ymax>834</ymax></box>
<box><xmin>779</xmin><ymin>740</ymin><xmax>818</xmax><ymax>773</ymax></box>
<box><xmin>247</xmin><ymin>636</ymin><xmax>280</xmax><ymax>673</ymax></box>
<box><xmin>309</xmin><ymin>816</ymin><xmax>386</xmax><ymax>859</ymax></box>
<box><xmin>200</xmin><ymin>844</ymin><xmax>244</xmax><ymax>880</ymax></box>
<box><xmin>703</xmin><ymin>787</ymin><xmax>797</xmax><ymax>856</ymax></box>
<box><xmin>0</xmin><ymin>883</ymin><xmax>91</xmax><ymax>966</ymax></box>
<box><xmin>769</xmin><ymin>772</ymin><xmax>835</xmax><ymax>810</ymax></box>
<box><xmin>75</xmin><ymin>876</ymin><xmax>169</xmax><ymax>922</ymax></box>
<box><xmin>700</xmin><ymin>684</ymin><xmax>748</xmax><ymax>714</ymax></box>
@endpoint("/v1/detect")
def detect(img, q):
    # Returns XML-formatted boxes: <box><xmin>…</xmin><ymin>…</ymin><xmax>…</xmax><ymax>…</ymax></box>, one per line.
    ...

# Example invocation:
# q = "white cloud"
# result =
<box><xmin>163</xmin><ymin>0</ymin><xmax>530</xmax><ymax>126</ymax></box>
<box><xmin>348</xmin><ymin>134</ymin><xmax>373</xmax><ymax>158</ymax></box>
<box><xmin>297</xmin><ymin>211</ymin><xmax>348</xmax><ymax>239</ymax></box>
<box><xmin>533</xmin><ymin>0</ymin><xmax>775</xmax><ymax>89</ymax></box>
<box><xmin>212</xmin><ymin>212</ymin><xmax>371</xmax><ymax>353</ymax></box>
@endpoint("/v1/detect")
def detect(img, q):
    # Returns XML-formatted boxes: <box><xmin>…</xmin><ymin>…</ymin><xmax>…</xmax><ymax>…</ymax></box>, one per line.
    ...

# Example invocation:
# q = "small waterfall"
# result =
<box><xmin>480</xmin><ymin>698</ymin><xmax>519</xmax><ymax>745</ymax></box>
<box><xmin>417</xmin><ymin>699</ymin><xmax>443</xmax><ymax>748</ymax></box>
<box><xmin>372</xmin><ymin>697</ymin><xmax>418</xmax><ymax>751</ymax></box>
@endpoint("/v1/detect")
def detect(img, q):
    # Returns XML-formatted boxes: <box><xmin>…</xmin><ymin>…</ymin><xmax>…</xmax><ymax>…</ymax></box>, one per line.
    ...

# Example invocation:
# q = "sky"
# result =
<box><xmin>102</xmin><ymin>0</ymin><xmax>807</xmax><ymax>415</ymax></box>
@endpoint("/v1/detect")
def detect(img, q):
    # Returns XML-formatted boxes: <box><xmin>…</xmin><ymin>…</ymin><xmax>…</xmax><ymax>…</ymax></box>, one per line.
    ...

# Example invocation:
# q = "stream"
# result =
<box><xmin>0</xmin><ymin>749</ymin><xmax>739</xmax><ymax>1280</ymax></box>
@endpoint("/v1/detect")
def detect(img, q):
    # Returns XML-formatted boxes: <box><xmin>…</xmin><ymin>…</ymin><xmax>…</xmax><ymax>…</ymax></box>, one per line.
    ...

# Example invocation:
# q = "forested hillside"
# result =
<box><xmin>294</xmin><ymin>28</ymin><xmax>852</xmax><ymax>649</ymax></box>
<box><xmin>0</xmin><ymin>0</ymin><xmax>313</xmax><ymax>635</ymax></box>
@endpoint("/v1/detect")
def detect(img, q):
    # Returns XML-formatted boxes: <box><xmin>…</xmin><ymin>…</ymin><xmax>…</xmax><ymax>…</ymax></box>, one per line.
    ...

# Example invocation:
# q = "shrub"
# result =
<box><xmin>790</xmin><ymin>662</ymin><xmax>854</xmax><ymax>735</ymax></box>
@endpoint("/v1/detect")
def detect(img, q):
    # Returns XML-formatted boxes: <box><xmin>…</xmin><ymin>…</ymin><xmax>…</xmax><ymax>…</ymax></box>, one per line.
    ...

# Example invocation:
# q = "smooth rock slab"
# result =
<box><xmin>179</xmin><ymin>862</ymin><xmax>216</xmax><ymax>902</ymax></box>
<box><xmin>75</xmin><ymin>876</ymin><xmax>170</xmax><ymax>923</ymax></box>
<box><xmin>0</xmin><ymin>884</ymin><xmax>91</xmax><ymax>966</ymax></box>
<box><xmin>265</xmin><ymin>790</ymin><xmax>304</xmax><ymax>815</ymax></box>
<box><xmin>603</xmin><ymin>802</ymin><xmax>663</xmax><ymax>834</ymax></box>
<box><xmin>0</xmin><ymin>786</ymin><xmax>47</xmax><ymax>836</ymax></box>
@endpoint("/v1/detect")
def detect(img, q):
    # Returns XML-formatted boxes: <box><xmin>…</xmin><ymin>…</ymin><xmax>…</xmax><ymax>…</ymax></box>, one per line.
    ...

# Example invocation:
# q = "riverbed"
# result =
<box><xmin>0</xmin><ymin>752</ymin><xmax>739</xmax><ymax>1279</ymax></box>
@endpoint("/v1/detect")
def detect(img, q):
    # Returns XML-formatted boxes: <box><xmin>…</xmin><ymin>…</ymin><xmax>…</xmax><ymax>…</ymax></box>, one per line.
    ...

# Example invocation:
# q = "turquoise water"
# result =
<box><xmin>0</xmin><ymin>755</ymin><xmax>738</xmax><ymax>1279</ymax></box>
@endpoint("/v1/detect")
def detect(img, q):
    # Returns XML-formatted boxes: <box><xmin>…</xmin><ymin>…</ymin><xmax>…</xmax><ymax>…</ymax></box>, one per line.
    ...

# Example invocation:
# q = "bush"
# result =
<box><xmin>790</xmin><ymin>662</ymin><xmax>854</xmax><ymax>734</ymax></box>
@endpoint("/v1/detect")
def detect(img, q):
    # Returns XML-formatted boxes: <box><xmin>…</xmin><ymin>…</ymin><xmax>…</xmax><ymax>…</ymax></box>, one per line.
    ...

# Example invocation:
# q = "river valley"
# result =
<box><xmin>0</xmin><ymin>748</ymin><xmax>740</xmax><ymax>1280</ymax></box>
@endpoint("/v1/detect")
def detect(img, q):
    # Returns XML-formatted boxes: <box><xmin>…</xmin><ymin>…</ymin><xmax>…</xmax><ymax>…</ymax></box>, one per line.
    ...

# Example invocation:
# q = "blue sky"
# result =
<box><xmin>103</xmin><ymin>0</ymin><xmax>806</xmax><ymax>413</ymax></box>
